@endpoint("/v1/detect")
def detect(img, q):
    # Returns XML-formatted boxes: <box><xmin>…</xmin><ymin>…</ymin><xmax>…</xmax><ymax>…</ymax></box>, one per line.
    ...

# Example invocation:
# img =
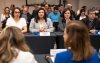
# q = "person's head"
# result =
<box><xmin>79</xmin><ymin>9</ymin><xmax>86</xmax><ymax>16</ymax></box>
<box><xmin>37</xmin><ymin>8</ymin><xmax>46</xmax><ymax>18</ymax></box>
<box><xmin>88</xmin><ymin>9</ymin><xmax>96</xmax><ymax>20</ymax></box>
<box><xmin>82</xmin><ymin>6</ymin><xmax>87</xmax><ymax>10</ymax></box>
<box><xmin>10</xmin><ymin>4</ymin><xmax>15</xmax><ymax>11</ymax></box>
<box><xmin>34</xmin><ymin>4</ymin><xmax>38</xmax><ymax>10</ymax></box>
<box><xmin>35</xmin><ymin>8</ymin><xmax>47</xmax><ymax>23</ymax></box>
<box><xmin>22</xmin><ymin>5</ymin><xmax>29</xmax><ymax>14</ymax></box>
<box><xmin>4</xmin><ymin>7</ymin><xmax>10</xmax><ymax>14</ymax></box>
<box><xmin>66</xmin><ymin>3</ymin><xmax>72</xmax><ymax>10</ymax></box>
<box><xmin>47</xmin><ymin>7</ymin><xmax>52</xmax><ymax>13</ymax></box>
<box><xmin>37</xmin><ymin>8</ymin><xmax>46</xmax><ymax>19</ymax></box>
<box><xmin>53</xmin><ymin>6</ymin><xmax>59</xmax><ymax>13</ymax></box>
<box><xmin>62</xmin><ymin>8</ymin><xmax>71</xmax><ymax>19</ymax></box>
<box><xmin>21</xmin><ymin>5</ymin><xmax>28</xmax><ymax>10</ymax></box>
<box><xmin>64</xmin><ymin>21</ymin><xmax>94</xmax><ymax>61</ymax></box>
<box><xmin>12</xmin><ymin>7</ymin><xmax>22</xmax><ymax>18</ymax></box>
<box><xmin>59</xmin><ymin>4</ymin><xmax>64</xmax><ymax>11</ymax></box>
<box><xmin>0</xmin><ymin>26</ymin><xmax>30</xmax><ymax>63</ymax></box>
<box><xmin>45</xmin><ymin>4</ymin><xmax>49</xmax><ymax>10</ymax></box>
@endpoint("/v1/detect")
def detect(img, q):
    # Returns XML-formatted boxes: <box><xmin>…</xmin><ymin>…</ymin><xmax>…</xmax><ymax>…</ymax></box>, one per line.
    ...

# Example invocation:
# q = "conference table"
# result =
<box><xmin>24</xmin><ymin>32</ymin><xmax>56</xmax><ymax>54</ymax></box>
<box><xmin>24</xmin><ymin>32</ymin><xmax>100</xmax><ymax>63</ymax></box>
<box><xmin>90</xmin><ymin>34</ymin><xmax>100</xmax><ymax>51</ymax></box>
<box><xmin>55</xmin><ymin>32</ymin><xmax>100</xmax><ymax>51</ymax></box>
<box><xmin>24</xmin><ymin>32</ymin><xmax>100</xmax><ymax>54</ymax></box>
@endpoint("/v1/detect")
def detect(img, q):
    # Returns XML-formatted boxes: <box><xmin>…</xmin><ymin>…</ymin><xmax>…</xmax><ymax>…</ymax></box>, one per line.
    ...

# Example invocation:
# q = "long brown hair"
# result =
<box><xmin>34</xmin><ymin>8</ymin><xmax>47</xmax><ymax>23</ymax></box>
<box><xmin>0</xmin><ymin>26</ymin><xmax>30</xmax><ymax>63</ymax></box>
<box><xmin>11</xmin><ymin>7</ymin><xmax>22</xmax><ymax>18</ymax></box>
<box><xmin>64</xmin><ymin>21</ymin><xmax>94</xmax><ymax>61</ymax></box>
<box><xmin>4</xmin><ymin>7</ymin><xmax>10</xmax><ymax>15</ymax></box>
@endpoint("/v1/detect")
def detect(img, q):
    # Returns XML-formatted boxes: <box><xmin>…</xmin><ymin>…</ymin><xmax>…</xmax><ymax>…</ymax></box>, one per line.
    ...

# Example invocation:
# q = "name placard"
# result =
<box><xmin>39</xmin><ymin>32</ymin><xmax>50</xmax><ymax>36</ymax></box>
<box><xmin>50</xmin><ymin>49</ymin><xmax>67</xmax><ymax>63</ymax></box>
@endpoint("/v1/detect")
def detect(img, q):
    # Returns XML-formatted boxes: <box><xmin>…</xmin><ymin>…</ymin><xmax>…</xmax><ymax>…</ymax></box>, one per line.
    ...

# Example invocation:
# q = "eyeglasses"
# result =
<box><xmin>14</xmin><ymin>11</ymin><xmax>20</xmax><ymax>13</ymax></box>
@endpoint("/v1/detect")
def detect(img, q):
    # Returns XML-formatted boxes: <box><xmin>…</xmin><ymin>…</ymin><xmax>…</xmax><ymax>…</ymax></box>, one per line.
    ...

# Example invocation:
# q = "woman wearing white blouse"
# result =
<box><xmin>29</xmin><ymin>8</ymin><xmax>54</xmax><ymax>32</ymax></box>
<box><xmin>0</xmin><ymin>7</ymin><xmax>10</xmax><ymax>22</ymax></box>
<box><xmin>76</xmin><ymin>9</ymin><xmax>87</xmax><ymax>20</ymax></box>
<box><xmin>0</xmin><ymin>7</ymin><xmax>11</xmax><ymax>28</ymax></box>
<box><xmin>0</xmin><ymin>26</ymin><xmax>37</xmax><ymax>63</ymax></box>
<box><xmin>6</xmin><ymin>7</ymin><xmax>27</xmax><ymax>33</ymax></box>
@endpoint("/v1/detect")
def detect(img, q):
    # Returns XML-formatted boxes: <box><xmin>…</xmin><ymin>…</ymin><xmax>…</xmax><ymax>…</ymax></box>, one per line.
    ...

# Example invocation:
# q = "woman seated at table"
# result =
<box><xmin>76</xmin><ymin>9</ymin><xmax>87</xmax><ymax>20</ymax></box>
<box><xmin>54</xmin><ymin>21</ymin><xmax>100</xmax><ymax>63</ymax></box>
<box><xmin>6</xmin><ymin>7</ymin><xmax>27</xmax><ymax>33</ymax></box>
<box><xmin>0</xmin><ymin>7</ymin><xmax>11</xmax><ymax>29</ymax></box>
<box><xmin>0</xmin><ymin>26</ymin><xmax>37</xmax><ymax>63</ymax></box>
<box><xmin>29</xmin><ymin>8</ymin><xmax>54</xmax><ymax>32</ymax></box>
<box><xmin>58</xmin><ymin>8</ymin><xmax>72</xmax><ymax>32</ymax></box>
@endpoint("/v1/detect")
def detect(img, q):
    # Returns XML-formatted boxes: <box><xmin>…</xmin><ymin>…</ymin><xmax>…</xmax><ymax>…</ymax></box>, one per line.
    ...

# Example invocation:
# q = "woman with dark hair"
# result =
<box><xmin>54</xmin><ymin>21</ymin><xmax>100</xmax><ymax>63</ymax></box>
<box><xmin>6</xmin><ymin>7</ymin><xmax>27</xmax><ymax>33</ymax></box>
<box><xmin>58</xmin><ymin>8</ymin><xmax>71</xmax><ymax>32</ymax></box>
<box><xmin>10</xmin><ymin>4</ymin><xmax>15</xmax><ymax>14</ymax></box>
<box><xmin>0</xmin><ymin>26</ymin><xmax>37</xmax><ymax>63</ymax></box>
<box><xmin>76</xmin><ymin>9</ymin><xmax>87</xmax><ymax>20</ymax></box>
<box><xmin>0</xmin><ymin>7</ymin><xmax>11</xmax><ymax>28</ymax></box>
<box><xmin>29</xmin><ymin>8</ymin><xmax>54</xmax><ymax>32</ymax></box>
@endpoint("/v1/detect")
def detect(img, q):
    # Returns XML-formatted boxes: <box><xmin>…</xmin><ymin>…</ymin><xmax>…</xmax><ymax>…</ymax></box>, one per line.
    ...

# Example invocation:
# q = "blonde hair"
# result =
<box><xmin>0</xmin><ymin>26</ymin><xmax>30</xmax><ymax>63</ymax></box>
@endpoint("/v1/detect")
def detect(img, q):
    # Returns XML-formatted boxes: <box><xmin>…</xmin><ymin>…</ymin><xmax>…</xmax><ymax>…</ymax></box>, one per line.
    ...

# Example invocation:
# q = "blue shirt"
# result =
<box><xmin>54</xmin><ymin>50</ymin><xmax>100</xmax><ymax>63</ymax></box>
<box><xmin>48</xmin><ymin>12</ymin><xmax>60</xmax><ymax>22</ymax></box>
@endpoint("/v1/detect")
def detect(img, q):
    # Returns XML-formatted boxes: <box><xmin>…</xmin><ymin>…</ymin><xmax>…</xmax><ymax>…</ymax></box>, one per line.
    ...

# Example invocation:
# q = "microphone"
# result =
<box><xmin>45</xmin><ymin>55</ymin><xmax>53</xmax><ymax>63</ymax></box>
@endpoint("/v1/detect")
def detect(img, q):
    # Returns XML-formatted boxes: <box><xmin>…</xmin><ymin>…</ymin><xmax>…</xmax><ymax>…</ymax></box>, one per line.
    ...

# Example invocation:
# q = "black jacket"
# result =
<box><xmin>82</xmin><ymin>18</ymin><xmax>100</xmax><ymax>30</ymax></box>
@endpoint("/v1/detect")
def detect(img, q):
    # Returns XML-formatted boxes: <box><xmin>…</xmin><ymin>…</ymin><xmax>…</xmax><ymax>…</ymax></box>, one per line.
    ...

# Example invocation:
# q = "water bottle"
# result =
<box><xmin>33</xmin><ymin>32</ymin><xmax>39</xmax><ymax>36</ymax></box>
<box><xmin>95</xmin><ymin>30</ymin><xmax>99</xmax><ymax>35</ymax></box>
<box><xmin>98</xmin><ymin>31</ymin><xmax>100</xmax><ymax>35</ymax></box>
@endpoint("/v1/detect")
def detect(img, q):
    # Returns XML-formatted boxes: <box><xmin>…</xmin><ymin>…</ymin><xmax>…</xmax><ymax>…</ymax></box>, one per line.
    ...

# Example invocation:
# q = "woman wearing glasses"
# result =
<box><xmin>6</xmin><ymin>7</ymin><xmax>27</xmax><ymax>33</ymax></box>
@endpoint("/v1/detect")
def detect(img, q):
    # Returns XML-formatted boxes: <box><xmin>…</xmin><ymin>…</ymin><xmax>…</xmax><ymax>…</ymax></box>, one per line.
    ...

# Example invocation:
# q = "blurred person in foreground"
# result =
<box><xmin>54</xmin><ymin>21</ymin><xmax>100</xmax><ymax>63</ymax></box>
<box><xmin>0</xmin><ymin>26</ymin><xmax>37</xmax><ymax>63</ymax></box>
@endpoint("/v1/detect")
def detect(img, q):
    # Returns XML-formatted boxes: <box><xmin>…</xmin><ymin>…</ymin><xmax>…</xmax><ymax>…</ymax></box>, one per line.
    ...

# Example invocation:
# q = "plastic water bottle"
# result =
<box><xmin>33</xmin><ymin>32</ymin><xmax>39</xmax><ymax>36</ymax></box>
